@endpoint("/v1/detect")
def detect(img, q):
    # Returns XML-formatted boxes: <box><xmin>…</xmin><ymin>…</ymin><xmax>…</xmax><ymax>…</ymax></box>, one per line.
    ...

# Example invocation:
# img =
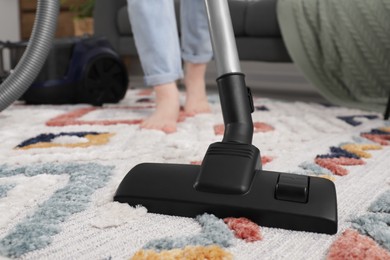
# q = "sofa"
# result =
<box><xmin>94</xmin><ymin>0</ymin><xmax>291</xmax><ymax>62</ymax></box>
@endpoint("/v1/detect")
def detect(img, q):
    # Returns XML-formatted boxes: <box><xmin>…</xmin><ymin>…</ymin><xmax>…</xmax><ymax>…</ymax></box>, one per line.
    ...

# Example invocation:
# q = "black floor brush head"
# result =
<box><xmin>114</xmin><ymin>163</ymin><xmax>338</xmax><ymax>234</ymax></box>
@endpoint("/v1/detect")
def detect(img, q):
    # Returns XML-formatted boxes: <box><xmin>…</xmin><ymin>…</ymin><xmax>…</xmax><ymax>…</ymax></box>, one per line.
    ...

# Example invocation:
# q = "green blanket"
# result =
<box><xmin>277</xmin><ymin>0</ymin><xmax>390</xmax><ymax>112</ymax></box>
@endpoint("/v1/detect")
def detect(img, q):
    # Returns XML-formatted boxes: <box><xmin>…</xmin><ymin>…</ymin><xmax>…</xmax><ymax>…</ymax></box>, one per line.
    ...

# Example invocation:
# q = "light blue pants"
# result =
<box><xmin>127</xmin><ymin>0</ymin><xmax>213</xmax><ymax>86</ymax></box>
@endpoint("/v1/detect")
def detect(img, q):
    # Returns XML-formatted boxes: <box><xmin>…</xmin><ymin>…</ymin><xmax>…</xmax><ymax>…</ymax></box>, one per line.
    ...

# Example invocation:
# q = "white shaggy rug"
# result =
<box><xmin>0</xmin><ymin>89</ymin><xmax>389</xmax><ymax>259</ymax></box>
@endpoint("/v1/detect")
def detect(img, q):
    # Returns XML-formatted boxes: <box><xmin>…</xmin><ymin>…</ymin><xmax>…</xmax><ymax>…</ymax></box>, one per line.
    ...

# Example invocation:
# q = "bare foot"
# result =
<box><xmin>140</xmin><ymin>83</ymin><xmax>180</xmax><ymax>133</ymax></box>
<box><xmin>184</xmin><ymin>62</ymin><xmax>211</xmax><ymax>117</ymax></box>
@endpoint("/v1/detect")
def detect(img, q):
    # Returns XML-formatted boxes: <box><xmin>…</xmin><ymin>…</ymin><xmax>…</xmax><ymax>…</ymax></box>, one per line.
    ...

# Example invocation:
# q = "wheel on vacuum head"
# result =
<box><xmin>78</xmin><ymin>54</ymin><xmax>128</xmax><ymax>106</ymax></box>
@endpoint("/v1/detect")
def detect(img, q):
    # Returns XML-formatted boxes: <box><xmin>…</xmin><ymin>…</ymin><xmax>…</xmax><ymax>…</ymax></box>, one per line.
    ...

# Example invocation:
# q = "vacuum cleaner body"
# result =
<box><xmin>115</xmin><ymin>0</ymin><xmax>338</xmax><ymax>235</ymax></box>
<box><xmin>4</xmin><ymin>37</ymin><xmax>128</xmax><ymax>106</ymax></box>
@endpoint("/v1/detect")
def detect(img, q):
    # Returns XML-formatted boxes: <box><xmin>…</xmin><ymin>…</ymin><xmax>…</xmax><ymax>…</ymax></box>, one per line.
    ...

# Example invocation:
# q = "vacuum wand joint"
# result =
<box><xmin>194</xmin><ymin>141</ymin><xmax>261</xmax><ymax>194</ymax></box>
<box><xmin>217</xmin><ymin>73</ymin><xmax>255</xmax><ymax>144</ymax></box>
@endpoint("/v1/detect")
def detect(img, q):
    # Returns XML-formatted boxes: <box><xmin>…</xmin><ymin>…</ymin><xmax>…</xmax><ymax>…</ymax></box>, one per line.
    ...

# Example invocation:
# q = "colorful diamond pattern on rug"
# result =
<box><xmin>15</xmin><ymin>132</ymin><xmax>114</xmax><ymax>150</ymax></box>
<box><xmin>340</xmin><ymin>143</ymin><xmax>382</xmax><ymax>159</ymax></box>
<box><xmin>46</xmin><ymin>106</ymin><xmax>152</xmax><ymax>126</ymax></box>
<box><xmin>223</xmin><ymin>217</ymin><xmax>262</xmax><ymax>242</ymax></box>
<box><xmin>131</xmin><ymin>245</ymin><xmax>233</xmax><ymax>260</ymax></box>
<box><xmin>0</xmin><ymin>163</ymin><xmax>113</xmax><ymax>258</ymax></box>
<box><xmin>361</xmin><ymin>129</ymin><xmax>390</xmax><ymax>145</ymax></box>
<box><xmin>327</xmin><ymin>229</ymin><xmax>390</xmax><ymax>260</ymax></box>
<box><xmin>0</xmin><ymin>90</ymin><xmax>389</xmax><ymax>259</ymax></box>
<box><xmin>307</xmin><ymin>127</ymin><xmax>389</xmax><ymax>176</ymax></box>
<box><xmin>352</xmin><ymin>213</ymin><xmax>390</xmax><ymax>251</ymax></box>
<box><xmin>337</xmin><ymin>115</ymin><xmax>379</xmax><ymax>126</ymax></box>
<box><xmin>328</xmin><ymin>187</ymin><xmax>390</xmax><ymax>259</ymax></box>
<box><xmin>351</xmin><ymin>189</ymin><xmax>390</xmax><ymax>251</ymax></box>
<box><xmin>316</xmin><ymin>146</ymin><xmax>361</xmax><ymax>159</ymax></box>
<box><xmin>369</xmin><ymin>190</ymin><xmax>390</xmax><ymax>214</ymax></box>
<box><xmin>0</xmin><ymin>184</ymin><xmax>15</xmax><ymax>198</ymax></box>
<box><xmin>142</xmin><ymin>214</ymin><xmax>234</xmax><ymax>251</ymax></box>
<box><xmin>314</xmin><ymin>157</ymin><xmax>365</xmax><ymax>176</ymax></box>
<box><xmin>379</xmin><ymin>127</ymin><xmax>390</xmax><ymax>133</ymax></box>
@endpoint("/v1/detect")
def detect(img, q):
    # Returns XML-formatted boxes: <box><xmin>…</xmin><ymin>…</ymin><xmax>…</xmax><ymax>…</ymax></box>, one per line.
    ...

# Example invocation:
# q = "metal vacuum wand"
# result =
<box><xmin>193</xmin><ymin>0</ymin><xmax>260</xmax><ymax>194</ymax></box>
<box><xmin>203</xmin><ymin>0</ymin><xmax>254</xmax><ymax>145</ymax></box>
<box><xmin>204</xmin><ymin>0</ymin><xmax>241</xmax><ymax>76</ymax></box>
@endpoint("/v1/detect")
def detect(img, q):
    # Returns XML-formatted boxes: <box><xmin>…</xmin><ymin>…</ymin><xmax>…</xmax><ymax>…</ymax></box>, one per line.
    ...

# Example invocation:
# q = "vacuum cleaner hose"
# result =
<box><xmin>0</xmin><ymin>0</ymin><xmax>59</xmax><ymax>112</ymax></box>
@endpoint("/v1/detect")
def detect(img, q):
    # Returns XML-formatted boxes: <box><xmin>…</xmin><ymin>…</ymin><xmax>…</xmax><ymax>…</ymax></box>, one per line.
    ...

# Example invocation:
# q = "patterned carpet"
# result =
<box><xmin>0</xmin><ymin>89</ymin><xmax>389</xmax><ymax>259</ymax></box>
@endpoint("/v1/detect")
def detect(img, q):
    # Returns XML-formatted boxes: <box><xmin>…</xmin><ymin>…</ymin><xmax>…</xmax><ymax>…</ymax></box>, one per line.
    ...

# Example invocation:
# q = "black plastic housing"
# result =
<box><xmin>115</xmin><ymin>163</ymin><xmax>338</xmax><ymax>234</ymax></box>
<box><xmin>275</xmin><ymin>173</ymin><xmax>309</xmax><ymax>203</ymax></box>
<box><xmin>5</xmin><ymin>37</ymin><xmax>128</xmax><ymax>105</ymax></box>
<box><xmin>194</xmin><ymin>142</ymin><xmax>261</xmax><ymax>194</ymax></box>
<box><xmin>217</xmin><ymin>73</ymin><xmax>254</xmax><ymax>144</ymax></box>
<box><xmin>385</xmin><ymin>93</ymin><xmax>390</xmax><ymax>120</ymax></box>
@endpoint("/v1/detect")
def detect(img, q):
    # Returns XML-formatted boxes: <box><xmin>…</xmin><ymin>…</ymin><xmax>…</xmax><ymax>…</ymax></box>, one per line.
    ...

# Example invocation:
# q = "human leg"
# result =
<box><xmin>141</xmin><ymin>82</ymin><xmax>180</xmax><ymax>134</ymax></box>
<box><xmin>183</xmin><ymin>62</ymin><xmax>211</xmax><ymax>116</ymax></box>
<box><xmin>180</xmin><ymin>0</ymin><xmax>213</xmax><ymax>116</ymax></box>
<box><xmin>127</xmin><ymin>0</ymin><xmax>182</xmax><ymax>132</ymax></box>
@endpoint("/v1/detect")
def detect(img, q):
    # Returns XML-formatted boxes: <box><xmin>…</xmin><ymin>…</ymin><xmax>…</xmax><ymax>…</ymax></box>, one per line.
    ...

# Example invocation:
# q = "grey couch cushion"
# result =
<box><xmin>245</xmin><ymin>0</ymin><xmax>281</xmax><ymax>37</ymax></box>
<box><xmin>228</xmin><ymin>1</ymin><xmax>247</xmax><ymax>36</ymax></box>
<box><xmin>96</xmin><ymin>0</ymin><xmax>290</xmax><ymax>61</ymax></box>
<box><xmin>116</xmin><ymin>0</ymin><xmax>279</xmax><ymax>37</ymax></box>
<box><xmin>117</xmin><ymin>7</ymin><xmax>132</xmax><ymax>35</ymax></box>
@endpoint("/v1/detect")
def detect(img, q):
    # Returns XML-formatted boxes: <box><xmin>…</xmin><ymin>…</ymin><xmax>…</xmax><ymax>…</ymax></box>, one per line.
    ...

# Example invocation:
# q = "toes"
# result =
<box><xmin>184</xmin><ymin>111</ymin><xmax>196</xmax><ymax>117</ymax></box>
<box><xmin>184</xmin><ymin>106</ymin><xmax>211</xmax><ymax>117</ymax></box>
<box><xmin>140</xmin><ymin>120</ymin><xmax>177</xmax><ymax>134</ymax></box>
<box><xmin>162</xmin><ymin>125</ymin><xmax>177</xmax><ymax>134</ymax></box>
<box><xmin>178</xmin><ymin>111</ymin><xmax>187</xmax><ymax>122</ymax></box>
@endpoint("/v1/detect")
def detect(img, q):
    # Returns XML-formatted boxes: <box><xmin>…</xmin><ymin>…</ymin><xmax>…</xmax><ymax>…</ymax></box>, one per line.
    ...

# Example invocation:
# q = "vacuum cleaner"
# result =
<box><xmin>1</xmin><ymin>37</ymin><xmax>128</xmax><ymax>106</ymax></box>
<box><xmin>114</xmin><ymin>0</ymin><xmax>338</xmax><ymax>234</ymax></box>
<box><xmin>21</xmin><ymin>37</ymin><xmax>127</xmax><ymax>106</ymax></box>
<box><xmin>0</xmin><ymin>1</ymin><xmax>127</xmax><ymax>109</ymax></box>
<box><xmin>0</xmin><ymin>1</ymin><xmax>62</xmax><ymax>111</ymax></box>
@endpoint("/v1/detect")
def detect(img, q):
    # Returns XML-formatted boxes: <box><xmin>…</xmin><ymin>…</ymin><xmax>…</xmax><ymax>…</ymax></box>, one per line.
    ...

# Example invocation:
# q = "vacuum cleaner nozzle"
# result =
<box><xmin>114</xmin><ymin>71</ymin><xmax>338</xmax><ymax>234</ymax></box>
<box><xmin>114</xmin><ymin>72</ymin><xmax>338</xmax><ymax>235</ymax></box>
<box><xmin>114</xmin><ymin>163</ymin><xmax>338</xmax><ymax>234</ymax></box>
